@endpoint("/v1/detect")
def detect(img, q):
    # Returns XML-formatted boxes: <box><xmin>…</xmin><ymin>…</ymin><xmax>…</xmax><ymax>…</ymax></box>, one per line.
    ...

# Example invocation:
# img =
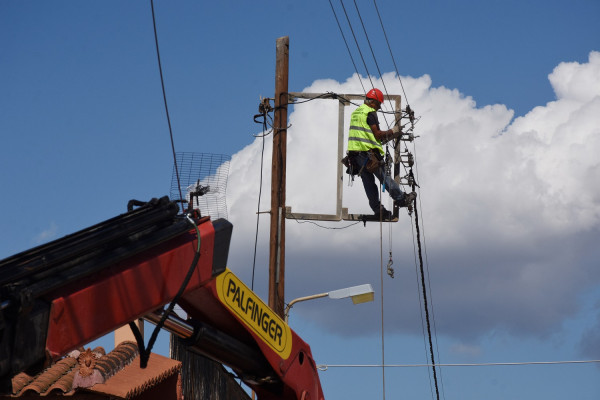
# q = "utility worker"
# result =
<box><xmin>346</xmin><ymin>88</ymin><xmax>416</xmax><ymax>219</ymax></box>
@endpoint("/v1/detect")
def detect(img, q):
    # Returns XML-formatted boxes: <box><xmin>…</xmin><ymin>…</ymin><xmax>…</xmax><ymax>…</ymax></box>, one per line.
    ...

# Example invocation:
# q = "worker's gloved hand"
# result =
<box><xmin>391</xmin><ymin>124</ymin><xmax>402</xmax><ymax>138</ymax></box>
<box><xmin>382</xmin><ymin>125</ymin><xmax>402</xmax><ymax>144</ymax></box>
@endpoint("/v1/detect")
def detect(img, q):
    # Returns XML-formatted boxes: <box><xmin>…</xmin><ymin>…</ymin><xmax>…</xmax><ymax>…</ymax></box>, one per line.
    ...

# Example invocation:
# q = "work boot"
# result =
<box><xmin>374</xmin><ymin>207</ymin><xmax>392</xmax><ymax>220</ymax></box>
<box><xmin>395</xmin><ymin>192</ymin><xmax>417</xmax><ymax>208</ymax></box>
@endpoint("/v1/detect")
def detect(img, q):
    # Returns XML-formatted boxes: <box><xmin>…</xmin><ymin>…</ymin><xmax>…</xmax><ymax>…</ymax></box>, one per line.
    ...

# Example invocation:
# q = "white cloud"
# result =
<box><xmin>225</xmin><ymin>52</ymin><xmax>600</xmax><ymax>352</ymax></box>
<box><xmin>549</xmin><ymin>51</ymin><xmax>600</xmax><ymax>103</ymax></box>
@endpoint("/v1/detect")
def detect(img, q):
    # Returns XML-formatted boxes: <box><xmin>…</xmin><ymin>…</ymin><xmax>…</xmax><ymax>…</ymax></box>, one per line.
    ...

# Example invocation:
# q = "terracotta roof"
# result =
<box><xmin>11</xmin><ymin>356</ymin><xmax>79</xmax><ymax>396</ymax></box>
<box><xmin>87</xmin><ymin>353</ymin><xmax>181</xmax><ymax>399</ymax></box>
<box><xmin>4</xmin><ymin>342</ymin><xmax>181</xmax><ymax>399</ymax></box>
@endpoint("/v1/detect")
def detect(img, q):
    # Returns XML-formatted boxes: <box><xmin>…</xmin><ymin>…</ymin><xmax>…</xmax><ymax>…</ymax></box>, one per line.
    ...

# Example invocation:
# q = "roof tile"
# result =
<box><xmin>87</xmin><ymin>353</ymin><xmax>181</xmax><ymax>399</ymax></box>
<box><xmin>7</xmin><ymin>341</ymin><xmax>181</xmax><ymax>399</ymax></box>
<box><xmin>11</xmin><ymin>373</ymin><xmax>33</xmax><ymax>394</ymax></box>
<box><xmin>17</xmin><ymin>357</ymin><xmax>77</xmax><ymax>395</ymax></box>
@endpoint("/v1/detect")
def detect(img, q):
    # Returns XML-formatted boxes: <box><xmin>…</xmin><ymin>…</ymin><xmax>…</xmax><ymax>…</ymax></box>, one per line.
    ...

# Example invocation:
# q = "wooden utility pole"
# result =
<box><xmin>268</xmin><ymin>36</ymin><xmax>289</xmax><ymax>318</ymax></box>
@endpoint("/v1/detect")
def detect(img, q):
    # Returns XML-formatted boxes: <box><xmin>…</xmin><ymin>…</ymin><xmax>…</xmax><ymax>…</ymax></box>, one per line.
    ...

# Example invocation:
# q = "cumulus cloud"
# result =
<box><xmin>225</xmin><ymin>51</ymin><xmax>600</xmax><ymax>352</ymax></box>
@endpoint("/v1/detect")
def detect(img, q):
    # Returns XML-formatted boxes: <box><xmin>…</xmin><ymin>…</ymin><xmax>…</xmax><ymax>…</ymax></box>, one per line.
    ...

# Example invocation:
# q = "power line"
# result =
<box><xmin>338</xmin><ymin>0</ymin><xmax>376</xmax><ymax>91</ymax></box>
<box><xmin>352</xmin><ymin>0</ymin><xmax>392</xmax><ymax>127</ymax></box>
<box><xmin>327</xmin><ymin>3</ymin><xmax>442</xmax><ymax>398</ymax></box>
<box><xmin>328</xmin><ymin>0</ymin><xmax>367</xmax><ymax>93</ymax></box>
<box><xmin>356</xmin><ymin>3</ymin><xmax>443</xmax><ymax>395</ymax></box>
<box><xmin>149</xmin><ymin>0</ymin><xmax>183</xmax><ymax>205</ymax></box>
<box><xmin>416</xmin><ymin>166</ymin><xmax>447</xmax><ymax>400</ymax></box>
<box><xmin>350</xmin><ymin>2</ymin><xmax>442</xmax><ymax>398</ymax></box>
<box><xmin>318</xmin><ymin>359</ymin><xmax>600</xmax><ymax>369</ymax></box>
<box><xmin>373</xmin><ymin>0</ymin><xmax>410</xmax><ymax>107</ymax></box>
<box><xmin>411</xmin><ymin>184</ymin><xmax>440</xmax><ymax>400</ymax></box>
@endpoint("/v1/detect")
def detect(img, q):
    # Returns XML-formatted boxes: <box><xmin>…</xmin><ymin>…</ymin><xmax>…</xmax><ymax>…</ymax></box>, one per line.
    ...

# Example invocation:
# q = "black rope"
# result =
<box><xmin>150</xmin><ymin>0</ymin><xmax>183</xmax><ymax>205</ymax></box>
<box><xmin>289</xmin><ymin>216</ymin><xmax>362</xmax><ymax>230</ymax></box>
<box><xmin>287</xmin><ymin>91</ymin><xmax>363</xmax><ymax>108</ymax></box>
<box><xmin>411</xmin><ymin>170</ymin><xmax>440</xmax><ymax>400</ymax></box>
<box><xmin>251</xmin><ymin>106</ymin><xmax>269</xmax><ymax>290</ymax></box>
<box><xmin>288</xmin><ymin>92</ymin><xmax>345</xmax><ymax>104</ymax></box>
<box><xmin>129</xmin><ymin>217</ymin><xmax>201</xmax><ymax>368</ymax></box>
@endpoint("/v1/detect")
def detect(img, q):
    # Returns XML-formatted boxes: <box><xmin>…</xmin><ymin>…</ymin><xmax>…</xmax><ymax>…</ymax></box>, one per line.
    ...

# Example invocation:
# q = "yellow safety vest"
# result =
<box><xmin>348</xmin><ymin>104</ymin><xmax>384</xmax><ymax>155</ymax></box>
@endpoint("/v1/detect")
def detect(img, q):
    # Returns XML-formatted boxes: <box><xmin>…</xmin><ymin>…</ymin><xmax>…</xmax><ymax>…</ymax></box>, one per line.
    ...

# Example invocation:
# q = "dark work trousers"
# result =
<box><xmin>352</xmin><ymin>151</ymin><xmax>406</xmax><ymax>213</ymax></box>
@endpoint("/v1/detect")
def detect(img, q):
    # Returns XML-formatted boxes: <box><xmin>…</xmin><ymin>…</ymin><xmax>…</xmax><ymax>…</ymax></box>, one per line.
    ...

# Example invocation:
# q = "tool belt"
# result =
<box><xmin>364</xmin><ymin>149</ymin><xmax>383</xmax><ymax>173</ymax></box>
<box><xmin>342</xmin><ymin>150</ymin><xmax>383</xmax><ymax>175</ymax></box>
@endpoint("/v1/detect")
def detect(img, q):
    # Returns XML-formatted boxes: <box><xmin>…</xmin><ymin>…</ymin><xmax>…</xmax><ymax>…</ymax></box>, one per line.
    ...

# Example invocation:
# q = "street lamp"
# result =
<box><xmin>284</xmin><ymin>284</ymin><xmax>374</xmax><ymax>322</ymax></box>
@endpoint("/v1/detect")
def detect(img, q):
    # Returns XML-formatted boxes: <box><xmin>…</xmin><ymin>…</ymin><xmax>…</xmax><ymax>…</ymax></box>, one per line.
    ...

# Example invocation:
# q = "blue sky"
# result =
<box><xmin>1</xmin><ymin>1</ymin><xmax>600</xmax><ymax>399</ymax></box>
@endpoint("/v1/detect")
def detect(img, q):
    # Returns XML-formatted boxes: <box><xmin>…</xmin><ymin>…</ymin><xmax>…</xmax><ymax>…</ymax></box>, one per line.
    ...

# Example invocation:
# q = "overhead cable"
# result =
<box><xmin>352</xmin><ymin>0</ymin><xmax>393</xmax><ymax>127</ymax></box>
<box><xmin>318</xmin><ymin>359</ymin><xmax>600</xmax><ymax>370</ymax></box>
<box><xmin>150</xmin><ymin>0</ymin><xmax>183</xmax><ymax>204</ymax></box>
<box><xmin>338</xmin><ymin>0</ymin><xmax>376</xmax><ymax>91</ymax></box>
<box><xmin>373</xmin><ymin>0</ymin><xmax>410</xmax><ymax>107</ymax></box>
<box><xmin>411</xmin><ymin>176</ymin><xmax>440</xmax><ymax>400</ymax></box>
<box><xmin>328</xmin><ymin>0</ymin><xmax>367</xmax><ymax>93</ymax></box>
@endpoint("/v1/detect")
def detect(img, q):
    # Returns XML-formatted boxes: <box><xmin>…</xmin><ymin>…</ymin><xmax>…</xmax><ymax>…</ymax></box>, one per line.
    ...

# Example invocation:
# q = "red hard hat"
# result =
<box><xmin>366</xmin><ymin>88</ymin><xmax>384</xmax><ymax>103</ymax></box>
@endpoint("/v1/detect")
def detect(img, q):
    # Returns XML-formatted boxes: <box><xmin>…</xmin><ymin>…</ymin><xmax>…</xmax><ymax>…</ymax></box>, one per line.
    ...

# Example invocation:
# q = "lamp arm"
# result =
<box><xmin>284</xmin><ymin>292</ymin><xmax>328</xmax><ymax>322</ymax></box>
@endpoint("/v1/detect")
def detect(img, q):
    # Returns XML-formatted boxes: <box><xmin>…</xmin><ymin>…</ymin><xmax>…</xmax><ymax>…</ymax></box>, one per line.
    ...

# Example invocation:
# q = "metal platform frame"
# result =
<box><xmin>285</xmin><ymin>92</ymin><xmax>403</xmax><ymax>223</ymax></box>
